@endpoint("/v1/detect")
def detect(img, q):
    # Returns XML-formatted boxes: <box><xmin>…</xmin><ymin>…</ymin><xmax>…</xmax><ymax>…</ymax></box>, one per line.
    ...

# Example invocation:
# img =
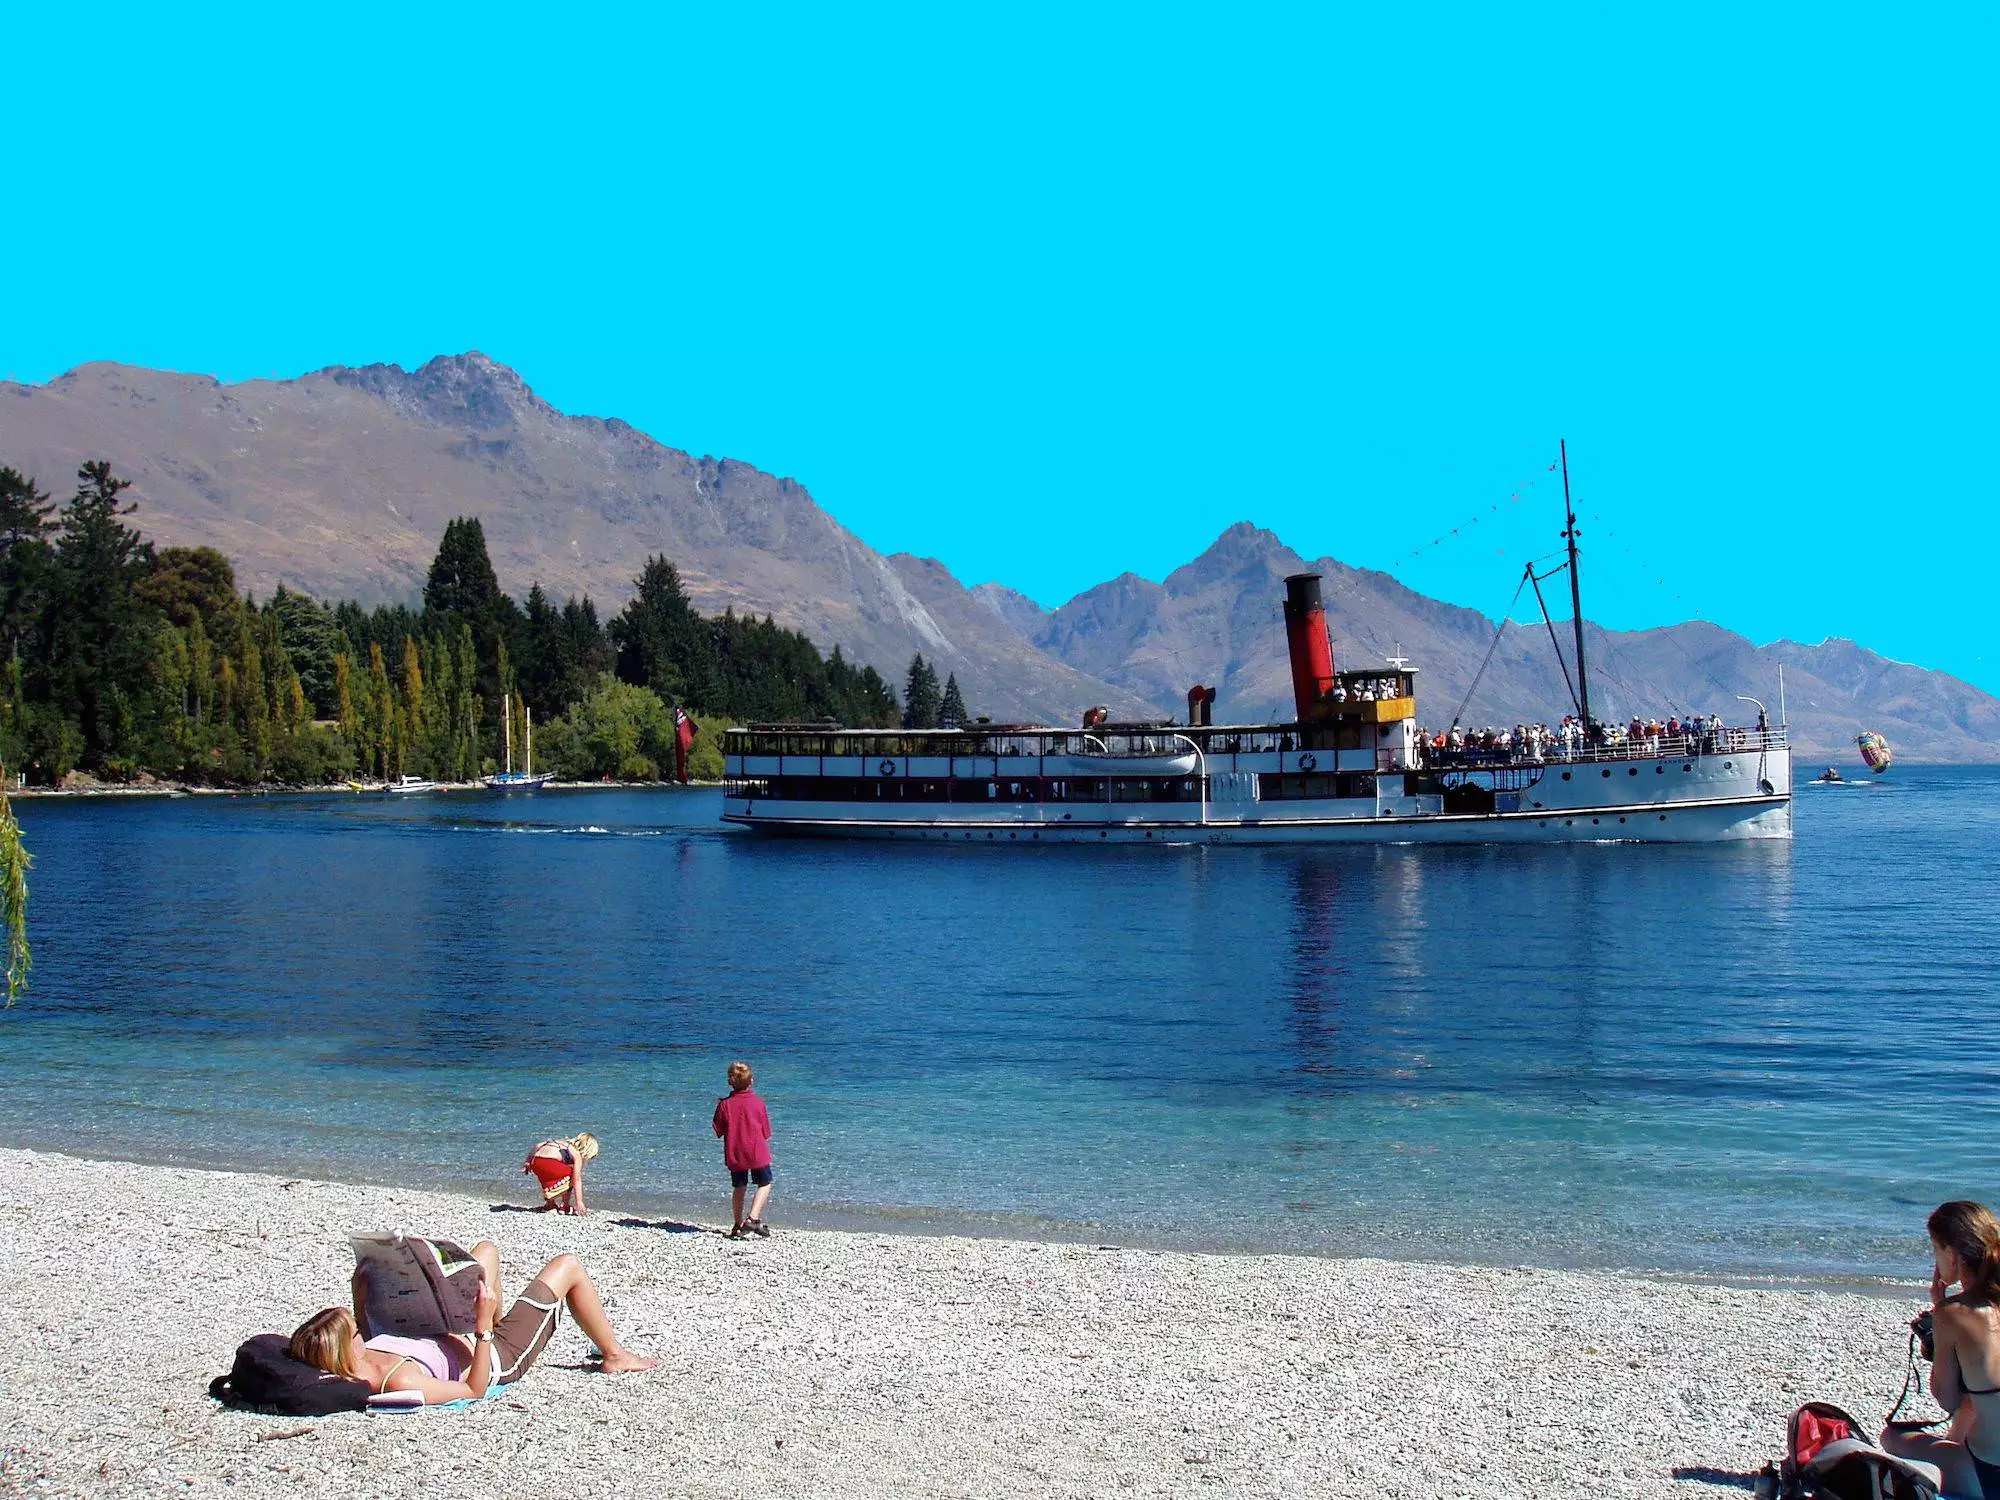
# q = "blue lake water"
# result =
<box><xmin>1</xmin><ymin>770</ymin><xmax>1994</xmax><ymax>1281</ymax></box>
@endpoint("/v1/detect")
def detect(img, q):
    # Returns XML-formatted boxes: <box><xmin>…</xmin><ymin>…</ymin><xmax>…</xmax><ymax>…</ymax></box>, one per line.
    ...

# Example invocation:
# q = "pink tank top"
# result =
<box><xmin>364</xmin><ymin>1333</ymin><xmax>463</xmax><ymax>1382</ymax></box>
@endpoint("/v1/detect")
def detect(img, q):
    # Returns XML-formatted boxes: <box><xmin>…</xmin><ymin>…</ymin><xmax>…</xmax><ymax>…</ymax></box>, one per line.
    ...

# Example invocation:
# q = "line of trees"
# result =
<box><xmin>0</xmin><ymin>461</ymin><xmax>914</xmax><ymax>786</ymax></box>
<box><xmin>902</xmin><ymin>654</ymin><xmax>968</xmax><ymax>729</ymax></box>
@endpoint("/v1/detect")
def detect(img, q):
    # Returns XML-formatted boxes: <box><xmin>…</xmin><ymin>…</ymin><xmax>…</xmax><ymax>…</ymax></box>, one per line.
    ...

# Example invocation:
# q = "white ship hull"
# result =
<box><xmin>723</xmin><ymin>747</ymin><xmax>1792</xmax><ymax>846</ymax></box>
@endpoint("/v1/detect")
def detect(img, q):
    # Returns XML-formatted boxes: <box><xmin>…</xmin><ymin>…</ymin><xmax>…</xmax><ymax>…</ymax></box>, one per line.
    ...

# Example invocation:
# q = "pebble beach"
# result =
<box><xmin>0</xmin><ymin>1149</ymin><xmax>1934</xmax><ymax>1499</ymax></box>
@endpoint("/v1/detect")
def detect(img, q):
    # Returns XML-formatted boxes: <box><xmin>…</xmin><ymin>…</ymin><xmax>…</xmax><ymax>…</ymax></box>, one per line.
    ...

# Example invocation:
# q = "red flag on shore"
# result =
<box><xmin>673</xmin><ymin>706</ymin><xmax>698</xmax><ymax>785</ymax></box>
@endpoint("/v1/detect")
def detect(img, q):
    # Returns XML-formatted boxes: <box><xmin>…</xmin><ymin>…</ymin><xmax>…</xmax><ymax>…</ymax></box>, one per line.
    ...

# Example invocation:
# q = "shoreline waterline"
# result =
<box><xmin>0</xmin><ymin>1139</ymin><xmax>1924</xmax><ymax>1302</ymax></box>
<box><xmin>6</xmin><ymin>778</ymin><xmax>726</xmax><ymax>799</ymax></box>
<box><xmin>0</xmin><ymin>1148</ymin><xmax>1941</xmax><ymax>1499</ymax></box>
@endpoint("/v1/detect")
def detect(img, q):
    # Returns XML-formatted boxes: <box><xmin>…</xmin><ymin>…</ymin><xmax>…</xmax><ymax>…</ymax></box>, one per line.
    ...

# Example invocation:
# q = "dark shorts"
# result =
<box><xmin>489</xmin><ymin>1277</ymin><xmax>563</xmax><ymax>1384</ymax></box>
<box><xmin>730</xmin><ymin>1165</ymin><xmax>773</xmax><ymax>1188</ymax></box>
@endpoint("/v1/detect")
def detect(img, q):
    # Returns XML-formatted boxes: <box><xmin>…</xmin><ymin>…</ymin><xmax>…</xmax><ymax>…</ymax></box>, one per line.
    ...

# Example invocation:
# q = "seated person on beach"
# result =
<box><xmin>1881</xmin><ymin>1200</ymin><xmax>2000</xmax><ymax>1498</ymax></box>
<box><xmin>524</xmin><ymin>1132</ymin><xmax>597</xmax><ymax>1215</ymax></box>
<box><xmin>288</xmin><ymin>1239</ymin><xmax>656</xmax><ymax>1404</ymax></box>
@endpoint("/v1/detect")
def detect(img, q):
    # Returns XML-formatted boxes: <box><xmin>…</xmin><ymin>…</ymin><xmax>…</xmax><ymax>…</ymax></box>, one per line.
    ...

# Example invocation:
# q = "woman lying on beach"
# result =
<box><xmin>289</xmin><ymin>1240</ymin><xmax>656</xmax><ymax>1404</ymax></box>
<box><xmin>1881</xmin><ymin>1200</ymin><xmax>2000</xmax><ymax>1498</ymax></box>
<box><xmin>524</xmin><ymin>1132</ymin><xmax>597</xmax><ymax>1216</ymax></box>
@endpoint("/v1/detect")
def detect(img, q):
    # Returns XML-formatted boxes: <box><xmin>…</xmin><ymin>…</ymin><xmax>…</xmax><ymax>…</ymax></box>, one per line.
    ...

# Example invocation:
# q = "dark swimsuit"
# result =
<box><xmin>1960</xmin><ymin>1366</ymin><xmax>2000</xmax><ymax>1499</ymax></box>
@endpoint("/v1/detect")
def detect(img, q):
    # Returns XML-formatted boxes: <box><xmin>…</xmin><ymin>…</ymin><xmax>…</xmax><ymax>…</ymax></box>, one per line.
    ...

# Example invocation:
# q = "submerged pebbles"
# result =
<box><xmin>0</xmin><ymin>1150</ymin><xmax>1926</xmax><ymax>1498</ymax></box>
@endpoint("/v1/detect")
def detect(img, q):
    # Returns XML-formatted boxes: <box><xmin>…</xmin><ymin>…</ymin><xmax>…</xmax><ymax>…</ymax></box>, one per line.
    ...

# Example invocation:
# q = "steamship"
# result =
<box><xmin>721</xmin><ymin>468</ymin><xmax>1793</xmax><ymax>845</ymax></box>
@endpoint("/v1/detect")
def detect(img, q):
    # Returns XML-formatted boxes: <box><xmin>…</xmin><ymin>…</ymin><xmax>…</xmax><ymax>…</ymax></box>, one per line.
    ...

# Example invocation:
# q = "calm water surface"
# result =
<box><xmin>2</xmin><ymin>770</ymin><xmax>1995</xmax><ymax>1280</ymax></box>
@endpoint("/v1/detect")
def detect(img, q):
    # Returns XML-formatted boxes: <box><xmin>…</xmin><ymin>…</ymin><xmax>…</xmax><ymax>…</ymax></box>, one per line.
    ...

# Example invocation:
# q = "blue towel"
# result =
<box><xmin>366</xmin><ymin>1381</ymin><xmax>511</xmax><ymax>1414</ymax></box>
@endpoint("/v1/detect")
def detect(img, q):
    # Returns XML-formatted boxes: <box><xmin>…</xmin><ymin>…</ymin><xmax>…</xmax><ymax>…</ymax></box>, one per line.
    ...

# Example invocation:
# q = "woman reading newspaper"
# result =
<box><xmin>288</xmin><ymin>1236</ymin><xmax>656</xmax><ymax>1403</ymax></box>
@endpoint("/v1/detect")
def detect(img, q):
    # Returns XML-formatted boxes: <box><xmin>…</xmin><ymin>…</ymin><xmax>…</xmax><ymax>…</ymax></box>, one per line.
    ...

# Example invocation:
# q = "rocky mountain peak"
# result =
<box><xmin>322</xmin><ymin>351</ymin><xmax>550</xmax><ymax>432</ymax></box>
<box><xmin>1164</xmin><ymin>522</ymin><xmax>1304</xmax><ymax>595</ymax></box>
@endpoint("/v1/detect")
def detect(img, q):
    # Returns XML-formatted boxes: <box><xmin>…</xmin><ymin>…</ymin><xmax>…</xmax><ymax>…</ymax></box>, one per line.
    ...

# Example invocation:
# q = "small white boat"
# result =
<box><xmin>386</xmin><ymin>775</ymin><xmax>438</xmax><ymax>794</ymax></box>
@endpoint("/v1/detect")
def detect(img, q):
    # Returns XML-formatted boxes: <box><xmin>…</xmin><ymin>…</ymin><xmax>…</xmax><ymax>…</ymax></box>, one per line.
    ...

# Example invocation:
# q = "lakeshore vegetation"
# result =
<box><xmin>0</xmin><ymin>460</ymin><xmax>910</xmax><ymax>787</ymax></box>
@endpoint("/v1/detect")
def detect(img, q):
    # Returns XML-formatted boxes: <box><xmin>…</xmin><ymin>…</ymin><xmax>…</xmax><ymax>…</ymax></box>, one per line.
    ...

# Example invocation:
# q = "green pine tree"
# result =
<box><xmin>422</xmin><ymin>517</ymin><xmax>502</xmax><ymax>620</ymax></box>
<box><xmin>0</xmin><ymin>467</ymin><xmax>55</xmax><ymax>671</ymax></box>
<box><xmin>50</xmin><ymin>462</ymin><xmax>156</xmax><ymax>769</ymax></box>
<box><xmin>902</xmin><ymin>654</ymin><xmax>942</xmax><ymax>729</ymax></box>
<box><xmin>939</xmin><ymin>673</ymin><xmax>968</xmax><ymax>728</ymax></box>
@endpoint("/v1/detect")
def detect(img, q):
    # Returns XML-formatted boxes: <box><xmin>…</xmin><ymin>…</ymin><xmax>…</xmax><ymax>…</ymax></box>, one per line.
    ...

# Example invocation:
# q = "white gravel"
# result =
<box><xmin>0</xmin><ymin>1149</ymin><xmax>1934</xmax><ymax>1498</ymax></box>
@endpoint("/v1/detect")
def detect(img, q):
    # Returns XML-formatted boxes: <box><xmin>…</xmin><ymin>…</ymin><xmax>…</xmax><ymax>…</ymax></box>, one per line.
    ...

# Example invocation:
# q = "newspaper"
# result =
<box><xmin>349</xmin><ymin>1234</ymin><xmax>484</xmax><ymax>1339</ymax></box>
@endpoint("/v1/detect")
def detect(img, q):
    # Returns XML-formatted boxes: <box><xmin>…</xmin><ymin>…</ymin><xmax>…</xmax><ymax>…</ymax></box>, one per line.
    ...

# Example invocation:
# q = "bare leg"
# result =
<box><xmin>533</xmin><ymin>1253</ymin><xmax>657</xmax><ymax>1374</ymax></box>
<box><xmin>731</xmin><ymin>1184</ymin><xmax>747</xmax><ymax>1229</ymax></box>
<box><xmin>1880</xmin><ymin>1427</ymin><xmax>1976</xmax><ymax>1498</ymax></box>
<box><xmin>748</xmin><ymin>1182</ymin><xmax>772</xmax><ymax>1224</ymax></box>
<box><xmin>471</xmin><ymin>1240</ymin><xmax>503</xmax><ymax>1299</ymax></box>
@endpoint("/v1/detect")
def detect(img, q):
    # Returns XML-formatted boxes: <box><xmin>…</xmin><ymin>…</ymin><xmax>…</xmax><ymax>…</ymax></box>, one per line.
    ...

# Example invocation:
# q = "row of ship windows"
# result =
<box><xmin>734</xmin><ymin>773</ymin><xmax>1384</xmax><ymax>803</ymax></box>
<box><xmin>740</xmin><ymin>777</ymin><xmax>1197</xmax><ymax>803</ymax></box>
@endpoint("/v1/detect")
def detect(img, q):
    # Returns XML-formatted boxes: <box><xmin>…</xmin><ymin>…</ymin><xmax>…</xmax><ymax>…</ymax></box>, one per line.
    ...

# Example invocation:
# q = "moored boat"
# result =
<box><xmin>482</xmin><ymin>698</ymin><xmax>555</xmax><ymax>793</ymax></box>
<box><xmin>386</xmin><ymin>774</ymin><xmax>438</xmax><ymax>794</ymax></box>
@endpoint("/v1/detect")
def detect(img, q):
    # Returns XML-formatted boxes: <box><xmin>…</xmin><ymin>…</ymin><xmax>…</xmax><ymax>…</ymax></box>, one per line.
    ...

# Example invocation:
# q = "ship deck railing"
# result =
<box><xmin>1418</xmin><ymin>728</ymin><xmax>1788</xmax><ymax>771</ymax></box>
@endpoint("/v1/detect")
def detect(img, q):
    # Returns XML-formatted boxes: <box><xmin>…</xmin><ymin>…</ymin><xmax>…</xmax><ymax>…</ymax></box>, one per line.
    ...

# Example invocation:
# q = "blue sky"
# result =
<box><xmin>6</xmin><ymin>5</ymin><xmax>1995</xmax><ymax>692</ymax></box>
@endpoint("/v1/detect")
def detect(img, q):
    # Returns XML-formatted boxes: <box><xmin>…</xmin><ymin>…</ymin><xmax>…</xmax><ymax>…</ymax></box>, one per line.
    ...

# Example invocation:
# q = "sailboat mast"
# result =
<box><xmin>1560</xmin><ymin>439</ymin><xmax>1593</xmax><ymax>731</ymax></box>
<box><xmin>526</xmin><ymin>706</ymin><xmax>533</xmax><ymax>776</ymax></box>
<box><xmin>503</xmin><ymin>693</ymin><xmax>513</xmax><ymax>775</ymax></box>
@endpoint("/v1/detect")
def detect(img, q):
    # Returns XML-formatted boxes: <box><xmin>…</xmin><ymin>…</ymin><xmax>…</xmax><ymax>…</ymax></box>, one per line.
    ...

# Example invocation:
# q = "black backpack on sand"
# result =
<box><xmin>208</xmin><ymin>1333</ymin><xmax>372</xmax><ymax>1416</ymax></box>
<box><xmin>1759</xmin><ymin>1402</ymin><xmax>1940</xmax><ymax>1500</ymax></box>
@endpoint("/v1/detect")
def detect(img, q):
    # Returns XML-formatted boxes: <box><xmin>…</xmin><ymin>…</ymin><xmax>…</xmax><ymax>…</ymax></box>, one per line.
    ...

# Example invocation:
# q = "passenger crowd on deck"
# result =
<box><xmin>1413</xmin><ymin>712</ymin><xmax>1756</xmax><ymax>767</ymax></box>
<box><xmin>1328</xmin><ymin>677</ymin><xmax>1406</xmax><ymax>704</ymax></box>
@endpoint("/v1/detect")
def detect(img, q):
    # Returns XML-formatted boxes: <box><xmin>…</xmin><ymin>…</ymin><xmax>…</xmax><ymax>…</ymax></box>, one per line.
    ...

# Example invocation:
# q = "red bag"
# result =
<box><xmin>1790</xmin><ymin>1403</ymin><xmax>1858</xmax><ymax>1467</ymax></box>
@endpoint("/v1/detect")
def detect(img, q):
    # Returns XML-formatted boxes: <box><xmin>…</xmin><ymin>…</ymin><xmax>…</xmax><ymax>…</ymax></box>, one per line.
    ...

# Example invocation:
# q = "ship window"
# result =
<box><xmin>1257</xmin><ymin>773</ymin><xmax>1348</xmax><ymax>800</ymax></box>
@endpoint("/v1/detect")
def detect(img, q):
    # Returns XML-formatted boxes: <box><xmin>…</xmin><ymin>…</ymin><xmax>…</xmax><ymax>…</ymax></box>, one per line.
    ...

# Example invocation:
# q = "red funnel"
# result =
<box><xmin>1282</xmin><ymin>574</ymin><xmax>1336</xmax><ymax>721</ymax></box>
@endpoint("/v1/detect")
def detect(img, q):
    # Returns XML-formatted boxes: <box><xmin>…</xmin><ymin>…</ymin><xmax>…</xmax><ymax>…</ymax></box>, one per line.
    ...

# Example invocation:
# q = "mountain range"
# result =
<box><xmin>3</xmin><ymin>354</ymin><xmax>1994</xmax><ymax>761</ymax></box>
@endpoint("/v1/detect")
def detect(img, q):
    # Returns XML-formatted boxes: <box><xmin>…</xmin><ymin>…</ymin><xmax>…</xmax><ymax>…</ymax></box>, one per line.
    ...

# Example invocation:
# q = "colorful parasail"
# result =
<box><xmin>1855</xmin><ymin>731</ymin><xmax>1893</xmax><ymax>775</ymax></box>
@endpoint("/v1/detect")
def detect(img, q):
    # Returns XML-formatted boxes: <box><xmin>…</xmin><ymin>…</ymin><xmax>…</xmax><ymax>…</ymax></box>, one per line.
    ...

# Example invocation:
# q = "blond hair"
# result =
<box><xmin>727</xmin><ymin>1061</ymin><xmax>753</xmax><ymax>1090</ymax></box>
<box><xmin>289</xmin><ymin>1307</ymin><xmax>363</xmax><ymax>1380</ymax></box>
<box><xmin>568</xmin><ymin>1131</ymin><xmax>600</xmax><ymax>1161</ymax></box>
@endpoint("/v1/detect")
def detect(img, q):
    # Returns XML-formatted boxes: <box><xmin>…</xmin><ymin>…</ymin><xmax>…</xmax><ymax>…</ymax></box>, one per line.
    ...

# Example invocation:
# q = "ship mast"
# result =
<box><xmin>1560</xmin><ymin>439</ymin><xmax>1593</xmax><ymax>731</ymax></box>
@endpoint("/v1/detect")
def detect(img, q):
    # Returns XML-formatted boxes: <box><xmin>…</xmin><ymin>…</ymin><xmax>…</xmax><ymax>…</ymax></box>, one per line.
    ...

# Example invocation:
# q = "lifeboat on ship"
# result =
<box><xmin>1064</xmin><ymin>748</ymin><xmax>1200</xmax><ymax>777</ymax></box>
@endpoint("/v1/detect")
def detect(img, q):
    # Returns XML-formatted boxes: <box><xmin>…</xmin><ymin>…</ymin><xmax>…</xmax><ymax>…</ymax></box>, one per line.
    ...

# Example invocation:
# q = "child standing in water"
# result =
<box><xmin>713</xmin><ymin>1062</ymin><xmax>774</xmax><ymax>1238</ymax></box>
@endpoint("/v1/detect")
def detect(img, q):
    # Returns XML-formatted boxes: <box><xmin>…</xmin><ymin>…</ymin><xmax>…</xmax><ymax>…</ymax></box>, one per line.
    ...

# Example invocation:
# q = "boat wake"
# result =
<box><xmin>445</xmin><ymin>819</ymin><xmax>672</xmax><ymax>838</ymax></box>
